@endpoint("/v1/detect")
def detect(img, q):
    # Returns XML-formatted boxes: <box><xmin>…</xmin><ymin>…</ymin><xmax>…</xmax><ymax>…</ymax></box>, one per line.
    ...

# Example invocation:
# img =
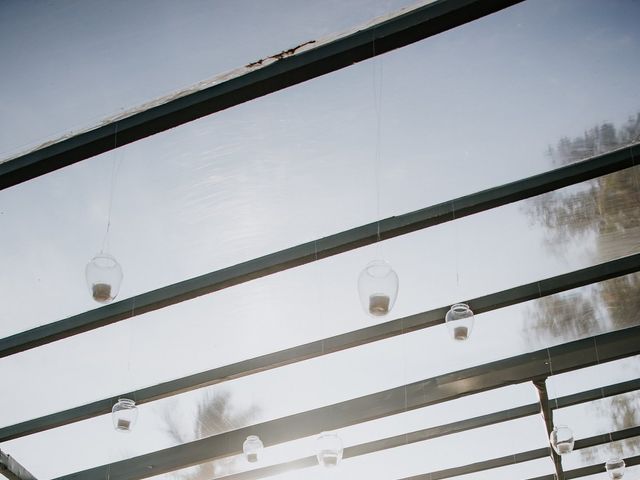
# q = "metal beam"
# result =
<box><xmin>178</xmin><ymin>377</ymin><xmax>640</xmax><ymax>480</ymax></box>
<box><xmin>565</xmin><ymin>454</ymin><xmax>640</xmax><ymax>480</ymax></box>
<box><xmin>3</xmin><ymin>254</ymin><xmax>639</xmax><ymax>443</ymax></box>
<box><xmin>534</xmin><ymin>379</ymin><xmax>564</xmax><ymax>480</ymax></box>
<box><xmin>54</xmin><ymin>325</ymin><xmax>640</xmax><ymax>480</ymax></box>
<box><xmin>404</xmin><ymin>448</ymin><xmax>550</xmax><ymax>480</ymax></box>
<box><xmin>0</xmin><ymin>450</ymin><xmax>37</xmax><ymax>480</ymax></box>
<box><xmin>573</xmin><ymin>426</ymin><xmax>640</xmax><ymax>451</ymax></box>
<box><xmin>3</xmin><ymin>255</ymin><xmax>639</xmax><ymax>443</ymax></box>
<box><xmin>1</xmin><ymin>144</ymin><xmax>637</xmax><ymax>360</ymax></box>
<box><xmin>554</xmin><ymin>378</ymin><xmax>640</xmax><ymax>409</ymax></box>
<box><xmin>220</xmin><ymin>403</ymin><xmax>542</xmax><ymax>480</ymax></box>
<box><xmin>0</xmin><ymin>0</ymin><xmax>525</xmax><ymax>190</ymax></box>
<box><xmin>400</xmin><ymin>426</ymin><xmax>640</xmax><ymax>480</ymax></box>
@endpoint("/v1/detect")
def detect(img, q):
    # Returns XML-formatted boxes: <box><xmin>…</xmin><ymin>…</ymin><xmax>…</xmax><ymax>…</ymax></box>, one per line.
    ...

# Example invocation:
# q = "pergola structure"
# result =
<box><xmin>1</xmin><ymin>1</ymin><xmax>639</xmax><ymax>480</ymax></box>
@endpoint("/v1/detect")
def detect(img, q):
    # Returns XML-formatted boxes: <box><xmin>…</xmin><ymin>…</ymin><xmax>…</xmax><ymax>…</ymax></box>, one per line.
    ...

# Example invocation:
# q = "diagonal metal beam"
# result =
<box><xmin>534</xmin><ymin>379</ymin><xmax>565</xmax><ymax>480</ymax></box>
<box><xmin>0</xmin><ymin>450</ymin><xmax>37</xmax><ymax>480</ymax></box>
<box><xmin>3</xmin><ymin>255</ymin><xmax>639</xmax><ymax>443</ymax></box>
<box><xmin>0</xmin><ymin>0</ymin><xmax>524</xmax><ymax>190</ymax></box>
<box><xmin>219</xmin><ymin>403</ymin><xmax>542</xmax><ymax>480</ymax></box>
<box><xmin>524</xmin><ymin>454</ymin><xmax>640</xmax><ymax>480</ymax></box>
<box><xmin>573</xmin><ymin>426</ymin><xmax>640</xmax><ymax>451</ymax></box>
<box><xmin>554</xmin><ymin>378</ymin><xmax>640</xmax><ymax>410</ymax></box>
<box><xmin>400</xmin><ymin>426</ymin><xmax>640</xmax><ymax>480</ymax></box>
<box><xmin>53</xmin><ymin>325</ymin><xmax>640</xmax><ymax>480</ymax></box>
<box><xmin>179</xmin><ymin>377</ymin><xmax>640</xmax><ymax>480</ymax></box>
<box><xmin>2</xmin><ymin>254</ymin><xmax>639</xmax><ymax>443</ymax></box>
<box><xmin>564</xmin><ymin>454</ymin><xmax>640</xmax><ymax>480</ymax></box>
<box><xmin>1</xmin><ymin>144</ymin><xmax>637</xmax><ymax>360</ymax></box>
<box><xmin>403</xmin><ymin>448</ymin><xmax>551</xmax><ymax>480</ymax></box>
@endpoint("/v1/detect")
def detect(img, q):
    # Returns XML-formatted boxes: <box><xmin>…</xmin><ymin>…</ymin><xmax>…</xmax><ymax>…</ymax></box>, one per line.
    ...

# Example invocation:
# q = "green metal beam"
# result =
<box><xmin>53</xmin><ymin>325</ymin><xmax>640</xmax><ymax>480</ymax></box>
<box><xmin>0</xmin><ymin>450</ymin><xmax>37</xmax><ymax>480</ymax></box>
<box><xmin>1</xmin><ymin>144</ymin><xmax>637</xmax><ymax>361</ymax></box>
<box><xmin>2</xmin><ymin>255</ymin><xmax>638</xmax><ymax>443</ymax></box>
<box><xmin>192</xmin><ymin>378</ymin><xmax>640</xmax><ymax>480</ymax></box>
<box><xmin>0</xmin><ymin>0</ymin><xmax>524</xmax><ymax>191</ymax></box>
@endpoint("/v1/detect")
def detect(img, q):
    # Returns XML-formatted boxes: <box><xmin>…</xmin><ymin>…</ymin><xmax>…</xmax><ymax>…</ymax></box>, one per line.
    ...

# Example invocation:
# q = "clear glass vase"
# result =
<box><xmin>358</xmin><ymin>260</ymin><xmax>399</xmax><ymax>317</ymax></box>
<box><xmin>85</xmin><ymin>252</ymin><xmax>123</xmax><ymax>303</ymax></box>
<box><xmin>112</xmin><ymin>398</ymin><xmax>138</xmax><ymax>432</ymax></box>
<box><xmin>549</xmin><ymin>425</ymin><xmax>574</xmax><ymax>455</ymax></box>
<box><xmin>243</xmin><ymin>435</ymin><xmax>264</xmax><ymax>463</ymax></box>
<box><xmin>445</xmin><ymin>303</ymin><xmax>474</xmax><ymax>340</ymax></box>
<box><xmin>316</xmin><ymin>431</ymin><xmax>343</xmax><ymax>468</ymax></box>
<box><xmin>605</xmin><ymin>458</ymin><xmax>625</xmax><ymax>479</ymax></box>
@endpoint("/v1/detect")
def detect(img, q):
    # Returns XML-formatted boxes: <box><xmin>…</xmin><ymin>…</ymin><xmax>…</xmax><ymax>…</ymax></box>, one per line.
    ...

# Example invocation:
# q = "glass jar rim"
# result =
<box><xmin>450</xmin><ymin>303</ymin><xmax>471</xmax><ymax>313</ymax></box>
<box><xmin>90</xmin><ymin>252</ymin><xmax>120</xmax><ymax>268</ymax></box>
<box><xmin>364</xmin><ymin>260</ymin><xmax>393</xmax><ymax>277</ymax></box>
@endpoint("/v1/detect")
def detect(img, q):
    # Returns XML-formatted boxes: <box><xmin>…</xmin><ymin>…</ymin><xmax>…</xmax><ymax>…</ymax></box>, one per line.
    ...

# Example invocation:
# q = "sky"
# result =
<box><xmin>1</xmin><ymin>0</ymin><xmax>640</xmax><ymax>479</ymax></box>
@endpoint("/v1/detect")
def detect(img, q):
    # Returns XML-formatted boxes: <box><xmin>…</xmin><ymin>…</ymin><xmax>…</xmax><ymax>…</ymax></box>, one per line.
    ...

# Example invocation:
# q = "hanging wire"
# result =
<box><xmin>545</xmin><ymin>348</ymin><xmax>560</xmax><ymax>411</ymax></box>
<box><xmin>128</xmin><ymin>297</ymin><xmax>136</xmax><ymax>402</ymax></box>
<box><xmin>452</xmin><ymin>200</ymin><xmax>461</xmax><ymax>292</ymax></box>
<box><xmin>101</xmin><ymin>123</ymin><xmax>123</xmax><ymax>253</ymax></box>
<box><xmin>372</xmin><ymin>35</ymin><xmax>384</xmax><ymax>251</ymax></box>
<box><xmin>592</xmin><ymin>338</ymin><xmax>617</xmax><ymax>450</ymax></box>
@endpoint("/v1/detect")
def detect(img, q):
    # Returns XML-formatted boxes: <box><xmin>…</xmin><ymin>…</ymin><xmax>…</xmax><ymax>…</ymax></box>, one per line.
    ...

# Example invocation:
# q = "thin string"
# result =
<box><xmin>372</xmin><ymin>37</ymin><xmax>384</xmax><ymax>254</ymax></box>
<box><xmin>592</xmin><ymin>338</ymin><xmax>615</xmax><ymax>447</ymax></box>
<box><xmin>545</xmin><ymin>348</ymin><xmax>559</xmax><ymax>410</ymax></box>
<box><xmin>452</xmin><ymin>201</ymin><xmax>460</xmax><ymax>293</ymax></box>
<box><xmin>101</xmin><ymin>124</ymin><xmax>122</xmax><ymax>253</ymax></box>
<box><xmin>312</xmin><ymin>238</ymin><xmax>325</xmax><ymax>356</ymax></box>
<box><xmin>128</xmin><ymin>298</ymin><xmax>136</xmax><ymax>402</ymax></box>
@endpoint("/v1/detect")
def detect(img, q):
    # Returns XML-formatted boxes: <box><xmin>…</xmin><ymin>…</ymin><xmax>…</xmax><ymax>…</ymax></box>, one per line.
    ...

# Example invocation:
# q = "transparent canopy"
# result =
<box><xmin>1</xmin><ymin>1</ymin><xmax>640</xmax><ymax>480</ymax></box>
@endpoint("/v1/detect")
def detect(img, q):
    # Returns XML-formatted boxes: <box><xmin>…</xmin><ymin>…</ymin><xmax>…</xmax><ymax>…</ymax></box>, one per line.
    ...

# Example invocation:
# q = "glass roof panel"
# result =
<box><xmin>3</xmin><ymin>412</ymin><xmax>547</xmax><ymax>480</ymax></box>
<box><xmin>0</xmin><ymin>0</ymin><xmax>428</xmax><ymax>160</ymax></box>
<box><xmin>2</xmin><ymin>0</ymin><xmax>639</xmax><ymax>337</ymax></box>
<box><xmin>2</xmin><ymin>1</ymin><xmax>640</xmax><ymax>478</ymax></box>
<box><xmin>151</xmin><ymin>446</ymin><xmax>555</xmax><ymax>480</ymax></box>
<box><xmin>3</xmin><ymin>255</ymin><xmax>637</xmax><ymax>473</ymax></box>
<box><xmin>2</xmin><ymin>161</ymin><xmax>639</xmax><ymax>425</ymax></box>
<box><xmin>577</xmin><ymin>464</ymin><xmax>640</xmax><ymax>480</ymax></box>
<box><xmin>561</xmin><ymin>437</ymin><xmax>640</xmax><ymax>472</ymax></box>
<box><xmin>446</xmin><ymin>458</ymin><xmax>554</xmax><ymax>480</ymax></box>
<box><xmin>554</xmin><ymin>391</ymin><xmax>640</xmax><ymax>440</ymax></box>
<box><xmin>547</xmin><ymin>355</ymin><xmax>640</xmax><ymax>398</ymax></box>
<box><xmin>243</xmin><ymin>417</ymin><xmax>549</xmax><ymax>480</ymax></box>
<box><xmin>151</xmin><ymin>384</ymin><xmax>539</xmax><ymax>479</ymax></box>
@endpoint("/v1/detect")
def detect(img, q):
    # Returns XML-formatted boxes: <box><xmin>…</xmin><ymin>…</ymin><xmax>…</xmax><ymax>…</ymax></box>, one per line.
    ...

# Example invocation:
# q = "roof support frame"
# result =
<box><xmin>403</xmin><ymin>424</ymin><xmax>640</xmax><ymax>480</ymax></box>
<box><xmin>1</xmin><ymin>144</ymin><xmax>637</xmax><ymax>360</ymax></box>
<box><xmin>181</xmin><ymin>376</ymin><xmax>640</xmax><ymax>480</ymax></box>
<box><xmin>2</xmin><ymin>254</ymin><xmax>639</xmax><ymax>443</ymax></box>
<box><xmin>0</xmin><ymin>450</ymin><xmax>37</xmax><ymax>480</ymax></box>
<box><xmin>52</xmin><ymin>325</ymin><xmax>640</xmax><ymax>480</ymax></box>
<box><xmin>534</xmin><ymin>379</ymin><xmax>565</xmax><ymax>479</ymax></box>
<box><xmin>0</xmin><ymin>0</ymin><xmax>525</xmax><ymax>190</ymax></box>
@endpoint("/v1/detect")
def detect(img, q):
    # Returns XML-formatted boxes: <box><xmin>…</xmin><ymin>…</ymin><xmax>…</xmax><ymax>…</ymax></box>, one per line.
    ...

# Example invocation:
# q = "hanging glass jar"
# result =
<box><xmin>243</xmin><ymin>435</ymin><xmax>264</xmax><ymax>463</ymax></box>
<box><xmin>112</xmin><ymin>398</ymin><xmax>138</xmax><ymax>432</ymax></box>
<box><xmin>605</xmin><ymin>458</ymin><xmax>625</xmax><ymax>479</ymax></box>
<box><xmin>358</xmin><ymin>260</ymin><xmax>399</xmax><ymax>317</ymax></box>
<box><xmin>86</xmin><ymin>253</ymin><xmax>123</xmax><ymax>303</ymax></box>
<box><xmin>445</xmin><ymin>303</ymin><xmax>474</xmax><ymax>341</ymax></box>
<box><xmin>549</xmin><ymin>425</ymin><xmax>574</xmax><ymax>455</ymax></box>
<box><xmin>316</xmin><ymin>431</ymin><xmax>343</xmax><ymax>468</ymax></box>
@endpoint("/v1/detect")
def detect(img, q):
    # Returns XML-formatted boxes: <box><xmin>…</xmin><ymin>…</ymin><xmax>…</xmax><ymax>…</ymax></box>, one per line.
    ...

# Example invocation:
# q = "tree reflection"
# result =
<box><xmin>524</xmin><ymin>113</ymin><xmax>640</xmax><ymax>462</ymax></box>
<box><xmin>163</xmin><ymin>391</ymin><xmax>258</xmax><ymax>479</ymax></box>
